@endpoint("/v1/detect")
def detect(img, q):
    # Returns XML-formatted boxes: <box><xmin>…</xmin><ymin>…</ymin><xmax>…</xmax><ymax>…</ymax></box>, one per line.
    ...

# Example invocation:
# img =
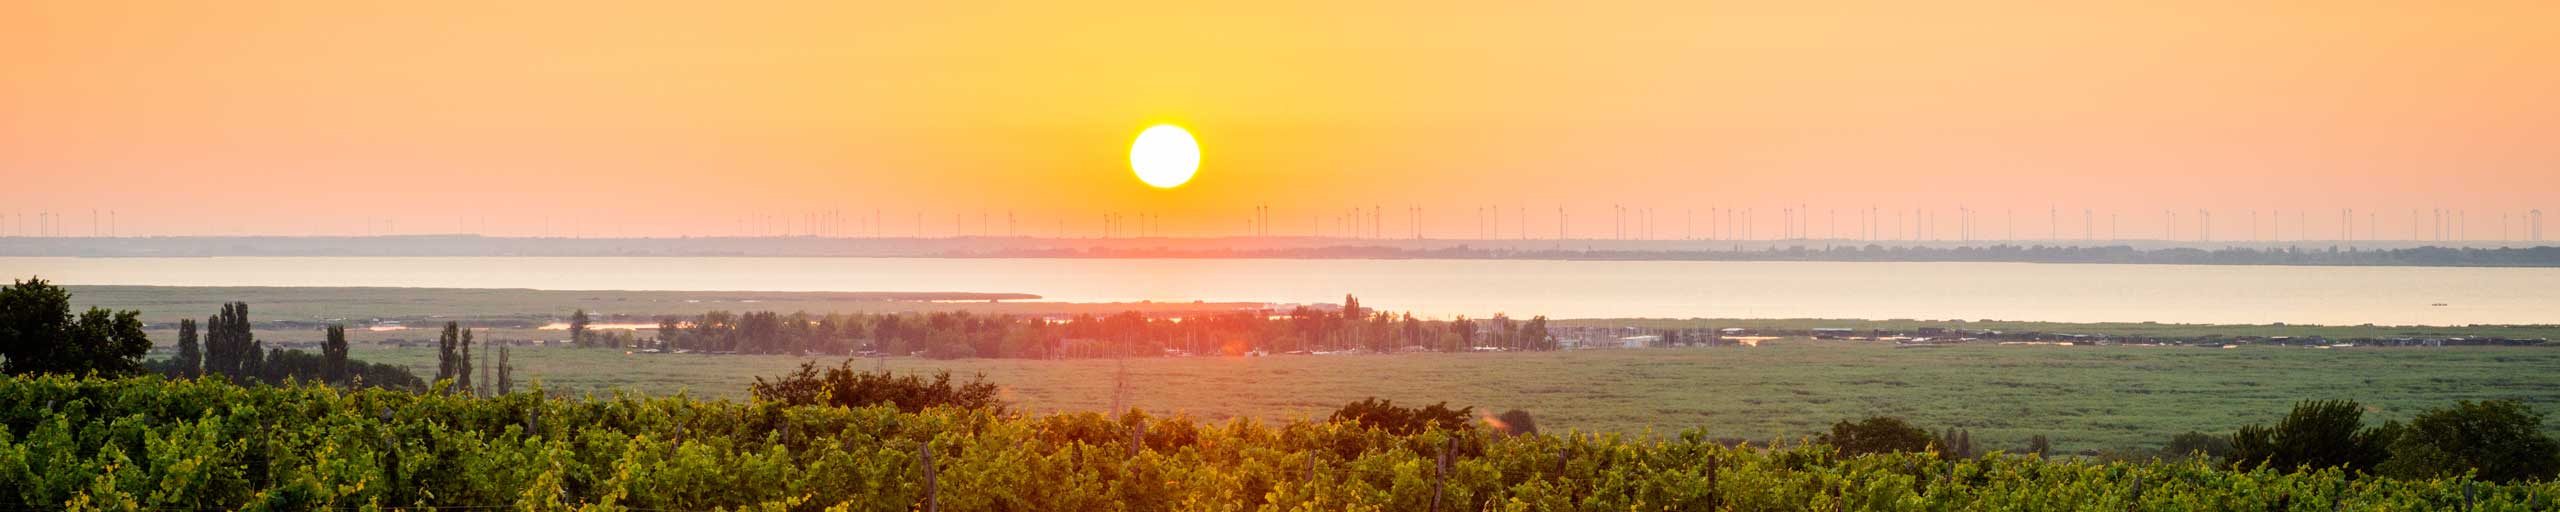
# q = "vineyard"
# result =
<box><xmin>3</xmin><ymin>375</ymin><xmax>2555</xmax><ymax>511</ymax></box>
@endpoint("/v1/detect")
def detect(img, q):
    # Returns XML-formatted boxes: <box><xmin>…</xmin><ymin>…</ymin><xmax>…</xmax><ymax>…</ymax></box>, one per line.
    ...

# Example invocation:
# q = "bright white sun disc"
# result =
<box><xmin>1130</xmin><ymin>125</ymin><xmax>1200</xmax><ymax>188</ymax></box>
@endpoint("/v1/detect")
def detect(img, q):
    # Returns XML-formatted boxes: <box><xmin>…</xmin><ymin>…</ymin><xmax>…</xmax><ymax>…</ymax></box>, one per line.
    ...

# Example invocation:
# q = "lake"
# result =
<box><xmin>5</xmin><ymin>256</ymin><xmax>2554</xmax><ymax>326</ymax></box>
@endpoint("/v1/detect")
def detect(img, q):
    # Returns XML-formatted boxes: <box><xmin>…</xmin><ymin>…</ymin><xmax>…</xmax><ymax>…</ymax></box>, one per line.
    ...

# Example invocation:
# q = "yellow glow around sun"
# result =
<box><xmin>1129</xmin><ymin>124</ymin><xmax>1200</xmax><ymax>188</ymax></box>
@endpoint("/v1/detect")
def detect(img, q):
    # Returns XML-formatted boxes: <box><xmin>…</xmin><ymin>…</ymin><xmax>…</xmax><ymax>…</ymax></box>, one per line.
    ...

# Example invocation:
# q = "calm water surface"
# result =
<box><xmin>6</xmin><ymin>257</ymin><xmax>2554</xmax><ymax>325</ymax></box>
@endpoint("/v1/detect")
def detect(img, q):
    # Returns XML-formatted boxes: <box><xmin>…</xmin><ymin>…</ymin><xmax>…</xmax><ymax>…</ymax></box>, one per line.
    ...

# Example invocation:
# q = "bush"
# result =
<box><xmin>2379</xmin><ymin>400</ymin><xmax>2560</xmax><ymax>482</ymax></box>
<box><xmin>1490</xmin><ymin>409</ymin><xmax>1537</xmax><ymax>436</ymax></box>
<box><xmin>1818</xmin><ymin>416</ymin><xmax>1935</xmax><ymax>456</ymax></box>
<box><xmin>2228</xmin><ymin>400</ymin><xmax>2397</xmax><ymax>472</ymax></box>
<box><xmin>748</xmin><ymin>360</ymin><xmax>1004</xmax><ymax>413</ymax></box>
<box><xmin>1328</xmin><ymin>398</ymin><xmax>1472</xmax><ymax>435</ymax></box>
<box><xmin>1939</xmin><ymin>428</ymin><xmax>1976</xmax><ymax>459</ymax></box>
<box><xmin>2163</xmin><ymin>431</ymin><xmax>2233</xmax><ymax>460</ymax></box>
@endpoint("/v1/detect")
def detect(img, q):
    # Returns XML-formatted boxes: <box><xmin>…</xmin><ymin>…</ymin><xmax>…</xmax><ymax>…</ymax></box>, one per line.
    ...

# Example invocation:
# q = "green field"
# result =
<box><xmin>1559</xmin><ymin>318</ymin><xmax>2560</xmax><ymax>341</ymax></box>
<box><xmin>341</xmin><ymin>339</ymin><xmax>2560</xmax><ymax>455</ymax></box>
<box><xmin>64</xmin><ymin>285</ymin><xmax>2560</xmax><ymax>455</ymax></box>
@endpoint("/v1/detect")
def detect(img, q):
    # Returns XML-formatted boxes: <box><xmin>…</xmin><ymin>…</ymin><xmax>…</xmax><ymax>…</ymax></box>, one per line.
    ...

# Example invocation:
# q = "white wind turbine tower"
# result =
<box><xmin>2164</xmin><ymin>210</ymin><xmax>2174</xmax><ymax>241</ymax></box>
<box><xmin>2049</xmin><ymin>207</ymin><xmax>2058</xmax><ymax>240</ymax></box>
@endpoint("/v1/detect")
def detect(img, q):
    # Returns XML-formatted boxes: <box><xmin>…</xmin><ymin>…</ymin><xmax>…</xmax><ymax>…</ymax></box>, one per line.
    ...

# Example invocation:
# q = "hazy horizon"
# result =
<box><xmin>7</xmin><ymin>2</ymin><xmax>2555</xmax><ymax>239</ymax></box>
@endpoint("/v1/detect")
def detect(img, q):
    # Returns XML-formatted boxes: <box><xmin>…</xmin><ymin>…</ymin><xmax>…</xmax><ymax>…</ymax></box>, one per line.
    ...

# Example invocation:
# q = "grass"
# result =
<box><xmin>73</xmin><ymin>285</ymin><xmax>2560</xmax><ymax>454</ymax></box>
<box><xmin>344</xmin><ymin>339</ymin><xmax>2560</xmax><ymax>455</ymax></box>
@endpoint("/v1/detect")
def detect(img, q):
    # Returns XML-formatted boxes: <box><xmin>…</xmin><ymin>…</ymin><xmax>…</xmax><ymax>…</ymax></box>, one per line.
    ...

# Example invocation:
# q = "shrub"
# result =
<box><xmin>1939</xmin><ymin>428</ymin><xmax>1976</xmax><ymax>459</ymax></box>
<box><xmin>748</xmin><ymin>360</ymin><xmax>1004</xmax><ymax>413</ymax></box>
<box><xmin>2023</xmin><ymin>435</ymin><xmax>2052</xmax><ymax>457</ymax></box>
<box><xmin>2227</xmin><ymin>400</ymin><xmax>2396</xmax><ymax>472</ymax></box>
<box><xmin>2379</xmin><ymin>400</ymin><xmax>2560</xmax><ymax>482</ymax></box>
<box><xmin>1328</xmin><ymin>398</ymin><xmax>1472</xmax><ymax>435</ymax></box>
<box><xmin>1490</xmin><ymin>409</ymin><xmax>1538</xmax><ymax>436</ymax></box>
<box><xmin>2163</xmin><ymin>431</ymin><xmax>2233</xmax><ymax>460</ymax></box>
<box><xmin>1818</xmin><ymin>416</ymin><xmax>1934</xmax><ymax>456</ymax></box>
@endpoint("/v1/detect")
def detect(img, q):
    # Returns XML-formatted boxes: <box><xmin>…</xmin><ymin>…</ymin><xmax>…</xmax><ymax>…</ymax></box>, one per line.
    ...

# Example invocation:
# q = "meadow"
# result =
<box><xmin>343</xmin><ymin>340</ymin><xmax>2560</xmax><ymax>455</ymax></box>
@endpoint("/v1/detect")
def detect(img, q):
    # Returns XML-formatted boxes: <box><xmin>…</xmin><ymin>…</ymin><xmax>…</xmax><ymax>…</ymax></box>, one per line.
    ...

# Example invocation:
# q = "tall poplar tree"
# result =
<box><xmin>175</xmin><ymin>318</ymin><xmax>201</xmax><ymax>377</ymax></box>
<box><xmin>321</xmin><ymin>324</ymin><xmax>349</xmax><ymax>384</ymax></box>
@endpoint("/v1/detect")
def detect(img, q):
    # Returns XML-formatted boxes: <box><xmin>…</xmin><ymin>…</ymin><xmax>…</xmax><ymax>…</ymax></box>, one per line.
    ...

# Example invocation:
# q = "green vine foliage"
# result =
<box><xmin>2</xmin><ymin>374</ymin><xmax>2555</xmax><ymax>511</ymax></box>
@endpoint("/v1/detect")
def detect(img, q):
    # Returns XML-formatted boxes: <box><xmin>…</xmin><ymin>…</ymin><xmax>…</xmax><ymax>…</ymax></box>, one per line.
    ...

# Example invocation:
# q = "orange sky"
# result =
<box><xmin>4</xmin><ymin>1</ymin><xmax>2554</xmax><ymax>240</ymax></box>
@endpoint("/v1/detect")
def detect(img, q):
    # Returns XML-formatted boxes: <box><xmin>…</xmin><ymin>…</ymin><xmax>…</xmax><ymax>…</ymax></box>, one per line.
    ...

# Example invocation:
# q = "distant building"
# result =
<box><xmin>1618</xmin><ymin>335</ymin><xmax>1660</xmax><ymax>348</ymax></box>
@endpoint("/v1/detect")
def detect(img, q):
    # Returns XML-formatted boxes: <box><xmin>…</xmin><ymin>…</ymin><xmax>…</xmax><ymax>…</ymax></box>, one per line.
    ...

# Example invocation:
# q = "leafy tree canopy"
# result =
<box><xmin>0</xmin><ymin>276</ymin><xmax>150</xmax><ymax>377</ymax></box>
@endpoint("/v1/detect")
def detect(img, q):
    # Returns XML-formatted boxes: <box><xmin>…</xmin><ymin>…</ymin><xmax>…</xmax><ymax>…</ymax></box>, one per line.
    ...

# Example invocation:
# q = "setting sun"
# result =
<box><xmin>9</xmin><ymin>3</ymin><xmax>2560</xmax><ymax>509</ymax></box>
<box><xmin>1129</xmin><ymin>124</ymin><xmax>1200</xmax><ymax>189</ymax></box>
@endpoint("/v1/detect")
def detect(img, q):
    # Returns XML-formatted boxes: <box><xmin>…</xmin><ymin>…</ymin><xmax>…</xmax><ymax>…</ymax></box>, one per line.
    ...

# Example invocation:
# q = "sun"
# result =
<box><xmin>1129</xmin><ymin>124</ymin><xmax>1200</xmax><ymax>188</ymax></box>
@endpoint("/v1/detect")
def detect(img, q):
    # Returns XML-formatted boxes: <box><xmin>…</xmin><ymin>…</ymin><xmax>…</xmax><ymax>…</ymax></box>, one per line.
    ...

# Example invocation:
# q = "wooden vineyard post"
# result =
<box><xmin>1705</xmin><ymin>453</ymin><xmax>1719</xmax><ymax>510</ymax></box>
<box><xmin>2129</xmin><ymin>474</ymin><xmax>2143</xmax><ymax>512</ymax></box>
<box><xmin>1129</xmin><ymin>419</ymin><xmax>1146</xmax><ymax>458</ymax></box>
<box><xmin>1427</xmin><ymin>436</ymin><xmax>1454</xmax><ymax>512</ymax></box>
<box><xmin>919</xmin><ymin>442</ymin><xmax>940</xmax><ymax>512</ymax></box>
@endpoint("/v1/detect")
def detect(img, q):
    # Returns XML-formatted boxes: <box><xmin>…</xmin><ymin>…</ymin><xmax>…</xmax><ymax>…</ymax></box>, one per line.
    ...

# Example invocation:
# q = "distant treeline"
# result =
<box><xmin>1551</xmin><ymin>325</ymin><xmax>2550</xmax><ymax>348</ymax></box>
<box><xmin>149</xmin><ymin>302</ymin><xmax>426</xmax><ymax>391</ymax></box>
<box><xmin>2</xmin><ymin>277</ymin><xmax>425</xmax><ymax>390</ymax></box>
<box><xmin>623</xmin><ymin>295</ymin><xmax>1555</xmax><ymax>358</ymax></box>
<box><xmin>997</xmin><ymin>244</ymin><xmax>2560</xmax><ymax>267</ymax></box>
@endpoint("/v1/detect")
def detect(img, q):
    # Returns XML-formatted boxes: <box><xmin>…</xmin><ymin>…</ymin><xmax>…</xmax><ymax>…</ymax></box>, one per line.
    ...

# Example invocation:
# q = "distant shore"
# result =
<box><xmin>7</xmin><ymin>235</ymin><xmax>2558</xmax><ymax>267</ymax></box>
<box><xmin>61</xmin><ymin>285</ymin><xmax>2558</xmax><ymax>348</ymax></box>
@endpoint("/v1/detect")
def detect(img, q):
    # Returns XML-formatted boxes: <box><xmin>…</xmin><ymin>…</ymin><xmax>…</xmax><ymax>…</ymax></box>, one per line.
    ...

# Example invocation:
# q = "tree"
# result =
<box><xmin>1341</xmin><ymin>294</ymin><xmax>1360</xmax><ymax>350</ymax></box>
<box><xmin>1451</xmin><ymin>316</ymin><xmax>1477</xmax><ymax>351</ymax></box>
<box><xmin>204</xmin><ymin>302</ymin><xmax>254</xmax><ymax>377</ymax></box>
<box><xmin>436</xmin><ymin>322</ymin><xmax>462</xmax><ymax>391</ymax></box>
<box><xmin>0</xmin><ymin>277</ymin><xmax>151</xmax><ymax>377</ymax></box>
<box><xmin>2228</xmin><ymin>399</ymin><xmax>2397</xmax><ymax>473</ymax></box>
<box><xmin>175</xmin><ymin>319</ymin><xmax>201</xmax><ymax>377</ymax></box>
<box><xmin>568</xmin><ymin>309</ymin><xmax>592</xmax><ymax>347</ymax></box>
<box><xmin>321</xmin><ymin>324</ymin><xmax>349</xmax><ymax>384</ymax></box>
<box><xmin>2380</xmin><ymin>400</ymin><xmax>2560</xmax><ymax>482</ymax></box>
<box><xmin>497</xmin><ymin>344</ymin><xmax>513</xmax><ymax>394</ymax></box>
<box><xmin>1819</xmin><ymin>416</ymin><xmax>1935</xmax><ymax>456</ymax></box>
<box><xmin>240</xmin><ymin>331</ymin><xmax>264</xmax><ymax>379</ymax></box>
<box><xmin>461</xmin><ymin>328</ymin><xmax>476</xmax><ymax>395</ymax></box>
<box><xmin>1522</xmin><ymin>316</ymin><xmax>1554</xmax><ymax>350</ymax></box>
